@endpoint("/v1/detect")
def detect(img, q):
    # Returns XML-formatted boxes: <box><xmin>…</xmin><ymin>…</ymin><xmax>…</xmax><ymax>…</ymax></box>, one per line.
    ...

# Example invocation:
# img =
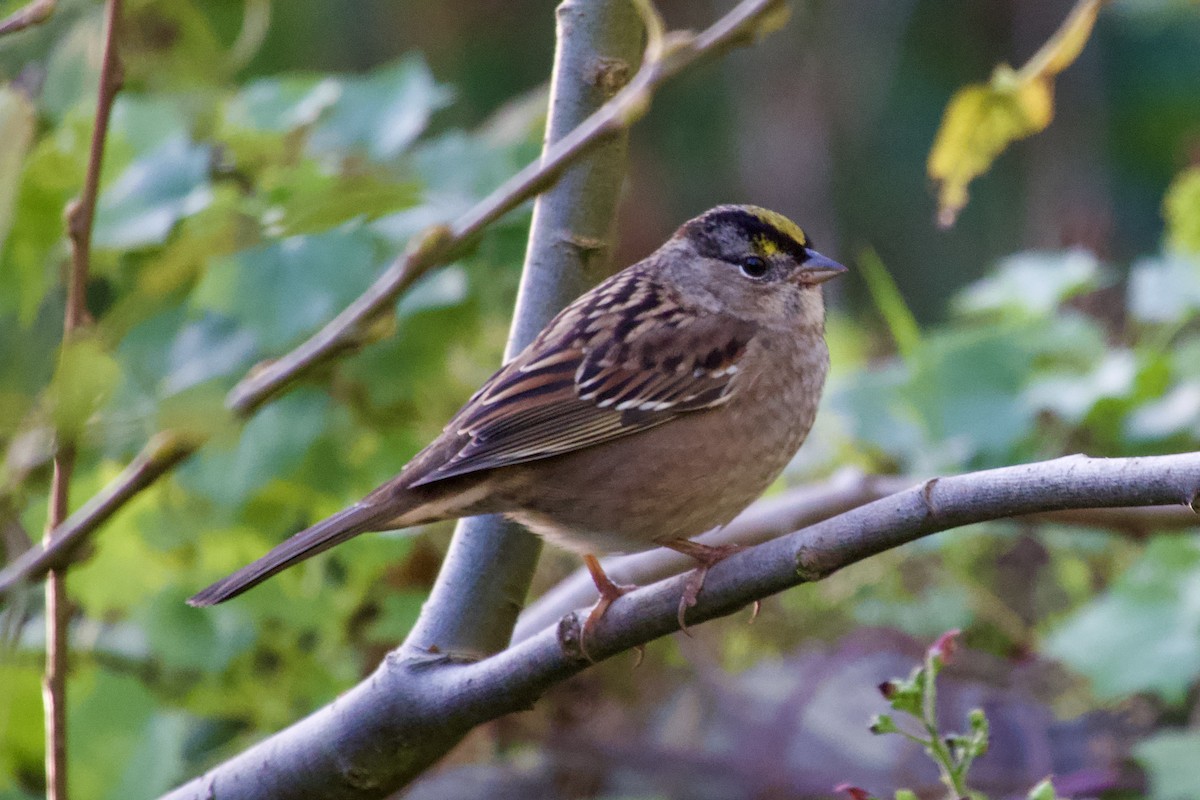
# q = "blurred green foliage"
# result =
<box><xmin>0</xmin><ymin>1</ymin><xmax>1199</xmax><ymax>799</ymax></box>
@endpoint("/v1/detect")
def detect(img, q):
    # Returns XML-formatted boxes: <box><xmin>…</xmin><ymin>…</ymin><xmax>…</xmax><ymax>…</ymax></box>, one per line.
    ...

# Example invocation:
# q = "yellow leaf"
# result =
<box><xmin>1164</xmin><ymin>167</ymin><xmax>1200</xmax><ymax>255</ymax></box>
<box><xmin>927</xmin><ymin>0</ymin><xmax>1102</xmax><ymax>227</ymax></box>
<box><xmin>927</xmin><ymin>73</ymin><xmax>1052</xmax><ymax>227</ymax></box>
<box><xmin>752</xmin><ymin>0</ymin><xmax>792</xmax><ymax>39</ymax></box>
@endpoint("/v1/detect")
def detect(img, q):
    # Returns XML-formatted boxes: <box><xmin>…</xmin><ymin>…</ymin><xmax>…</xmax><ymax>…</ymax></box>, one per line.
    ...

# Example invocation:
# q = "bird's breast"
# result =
<box><xmin>497</xmin><ymin>328</ymin><xmax>830</xmax><ymax>556</ymax></box>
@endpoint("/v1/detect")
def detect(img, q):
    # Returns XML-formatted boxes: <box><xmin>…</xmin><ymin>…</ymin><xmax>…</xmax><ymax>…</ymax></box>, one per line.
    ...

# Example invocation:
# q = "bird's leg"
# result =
<box><xmin>661</xmin><ymin>538</ymin><xmax>745</xmax><ymax>633</ymax></box>
<box><xmin>580</xmin><ymin>554</ymin><xmax>637</xmax><ymax>662</ymax></box>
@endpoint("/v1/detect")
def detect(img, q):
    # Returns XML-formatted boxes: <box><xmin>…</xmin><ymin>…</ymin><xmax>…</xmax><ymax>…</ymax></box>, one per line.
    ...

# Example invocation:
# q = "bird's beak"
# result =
<box><xmin>799</xmin><ymin>251</ymin><xmax>848</xmax><ymax>284</ymax></box>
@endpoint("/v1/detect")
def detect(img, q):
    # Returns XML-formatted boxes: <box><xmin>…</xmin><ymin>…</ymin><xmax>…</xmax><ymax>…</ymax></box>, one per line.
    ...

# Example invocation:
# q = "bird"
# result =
<box><xmin>188</xmin><ymin>204</ymin><xmax>846</xmax><ymax>646</ymax></box>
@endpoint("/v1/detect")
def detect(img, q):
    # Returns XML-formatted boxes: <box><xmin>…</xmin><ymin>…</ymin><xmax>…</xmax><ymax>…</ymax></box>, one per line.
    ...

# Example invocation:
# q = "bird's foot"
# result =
<box><xmin>581</xmin><ymin>554</ymin><xmax>637</xmax><ymax>663</ymax></box>
<box><xmin>662</xmin><ymin>539</ymin><xmax>744</xmax><ymax>634</ymax></box>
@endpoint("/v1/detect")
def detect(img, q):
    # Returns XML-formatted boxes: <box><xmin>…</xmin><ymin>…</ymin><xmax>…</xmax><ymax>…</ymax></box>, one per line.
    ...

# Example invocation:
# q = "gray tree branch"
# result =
<box><xmin>515</xmin><ymin>466</ymin><xmax>1200</xmax><ymax>640</ymax></box>
<box><xmin>159</xmin><ymin>453</ymin><xmax>1200</xmax><ymax>800</ymax></box>
<box><xmin>405</xmin><ymin>0</ymin><xmax>642</xmax><ymax>661</ymax></box>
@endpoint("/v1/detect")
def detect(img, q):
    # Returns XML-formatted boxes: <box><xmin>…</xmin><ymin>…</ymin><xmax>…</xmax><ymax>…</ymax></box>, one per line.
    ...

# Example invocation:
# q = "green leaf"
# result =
<box><xmin>179</xmin><ymin>389</ymin><xmax>331</xmax><ymax>511</ymax></box>
<box><xmin>858</xmin><ymin>248</ymin><xmax>920</xmax><ymax>359</ymax></box>
<box><xmin>1164</xmin><ymin>167</ymin><xmax>1200</xmax><ymax>255</ymax></box>
<box><xmin>46</xmin><ymin>336</ymin><xmax>122</xmax><ymax>441</ymax></box>
<box><xmin>1128</xmin><ymin>253</ymin><xmax>1200</xmax><ymax>324</ymax></box>
<box><xmin>0</xmin><ymin>664</ymin><xmax>43</xmax><ymax>788</ymax></box>
<box><xmin>93</xmin><ymin>135</ymin><xmax>213</xmax><ymax>250</ymax></box>
<box><xmin>1125</xmin><ymin>381</ymin><xmax>1200</xmax><ymax>441</ymax></box>
<box><xmin>265</xmin><ymin>161</ymin><xmax>421</xmax><ymax>236</ymax></box>
<box><xmin>224</xmin><ymin>74</ymin><xmax>341</xmax><ymax>133</ymax></box>
<box><xmin>396</xmin><ymin>265</ymin><xmax>469</xmax><ymax>317</ymax></box>
<box><xmin>0</xmin><ymin>86</ymin><xmax>35</xmax><ymax>258</ymax></box>
<box><xmin>1045</xmin><ymin>537</ymin><xmax>1200</xmax><ymax>703</ymax></box>
<box><xmin>308</xmin><ymin>55</ymin><xmax>452</xmax><ymax>162</ymax></box>
<box><xmin>115</xmin><ymin>304</ymin><xmax>257</xmax><ymax>405</ymax></box>
<box><xmin>831</xmin><ymin>363</ymin><xmax>925</xmax><ymax>463</ymax></box>
<box><xmin>853</xmin><ymin>583</ymin><xmax>975</xmax><ymax>637</ymax></box>
<box><xmin>1024</xmin><ymin>350</ymin><xmax>1136</xmax><ymax>424</ymax></box>
<box><xmin>40</xmin><ymin>15</ymin><xmax>102</xmax><ymax>121</ymax></box>
<box><xmin>110</xmin><ymin>93</ymin><xmax>196</xmax><ymax>154</ymax></box>
<box><xmin>105</xmin><ymin>712</ymin><xmax>192</xmax><ymax>800</ymax></box>
<box><xmin>906</xmin><ymin>327</ymin><xmax>1036</xmax><ymax>458</ymax></box>
<box><xmin>0</xmin><ymin>116</ymin><xmax>89</xmax><ymax>323</ymax></box>
<box><xmin>225</xmin><ymin>55</ymin><xmax>451</xmax><ymax>163</ymax></box>
<box><xmin>1026</xmin><ymin>778</ymin><xmax>1062</xmax><ymax>800</ymax></box>
<box><xmin>955</xmin><ymin>249</ymin><xmax>1100</xmax><ymax>318</ymax></box>
<box><xmin>882</xmin><ymin>673</ymin><xmax>925</xmax><ymax>717</ymax></box>
<box><xmin>159</xmin><ymin>312</ymin><xmax>260</xmax><ymax>396</ymax></box>
<box><xmin>137</xmin><ymin>586</ymin><xmax>255</xmax><ymax>672</ymax></box>
<box><xmin>1135</xmin><ymin>731</ymin><xmax>1200</xmax><ymax>800</ymax></box>
<box><xmin>69</xmin><ymin>668</ymin><xmax>158</xmax><ymax>800</ymax></box>
<box><xmin>364</xmin><ymin>591</ymin><xmax>427</xmax><ymax>643</ymax></box>
<box><xmin>868</xmin><ymin>713</ymin><xmax>900</xmax><ymax>735</ymax></box>
<box><xmin>191</xmin><ymin>227</ymin><xmax>380</xmax><ymax>351</ymax></box>
<box><xmin>121</xmin><ymin>0</ymin><xmax>226</xmax><ymax>89</ymax></box>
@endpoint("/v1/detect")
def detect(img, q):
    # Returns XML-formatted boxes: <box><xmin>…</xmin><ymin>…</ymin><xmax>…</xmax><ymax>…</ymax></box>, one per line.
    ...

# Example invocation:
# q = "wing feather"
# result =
<box><xmin>409</xmin><ymin>268</ymin><xmax>757</xmax><ymax>486</ymax></box>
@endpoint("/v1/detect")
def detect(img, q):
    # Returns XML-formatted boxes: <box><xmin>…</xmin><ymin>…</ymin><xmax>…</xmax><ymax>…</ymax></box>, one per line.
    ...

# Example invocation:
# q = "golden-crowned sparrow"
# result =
<box><xmin>189</xmin><ymin>205</ymin><xmax>845</xmax><ymax>635</ymax></box>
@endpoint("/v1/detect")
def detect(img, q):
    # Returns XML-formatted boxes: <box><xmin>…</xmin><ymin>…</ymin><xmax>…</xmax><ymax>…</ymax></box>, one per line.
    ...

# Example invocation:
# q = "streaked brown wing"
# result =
<box><xmin>409</xmin><ymin>269</ymin><xmax>757</xmax><ymax>486</ymax></box>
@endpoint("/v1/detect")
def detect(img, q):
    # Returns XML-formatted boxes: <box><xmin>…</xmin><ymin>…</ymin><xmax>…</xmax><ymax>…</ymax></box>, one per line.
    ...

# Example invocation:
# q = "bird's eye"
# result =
<box><xmin>739</xmin><ymin>256</ymin><xmax>768</xmax><ymax>278</ymax></box>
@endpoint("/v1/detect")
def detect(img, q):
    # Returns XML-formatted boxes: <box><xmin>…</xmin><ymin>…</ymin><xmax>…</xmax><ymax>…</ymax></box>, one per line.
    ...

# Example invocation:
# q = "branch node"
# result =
<box><xmin>586</xmin><ymin>56</ymin><xmax>633</xmax><ymax>96</ymax></box>
<box><xmin>407</xmin><ymin>222</ymin><xmax>456</xmax><ymax>263</ymax></box>
<box><xmin>338</xmin><ymin>761</ymin><xmax>380</xmax><ymax>792</ymax></box>
<box><xmin>794</xmin><ymin>545</ymin><xmax>824</xmax><ymax>583</ymax></box>
<box><xmin>921</xmin><ymin>477</ymin><xmax>941</xmax><ymax>517</ymax></box>
<box><xmin>556</xmin><ymin>611</ymin><xmax>589</xmax><ymax>662</ymax></box>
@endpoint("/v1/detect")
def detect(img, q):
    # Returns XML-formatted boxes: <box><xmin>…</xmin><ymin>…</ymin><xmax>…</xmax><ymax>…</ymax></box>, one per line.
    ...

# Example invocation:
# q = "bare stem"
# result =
<box><xmin>43</xmin><ymin>446</ymin><xmax>73</xmax><ymax>800</ymax></box>
<box><xmin>42</xmin><ymin>2</ymin><xmax>123</xmax><ymax>797</ymax></box>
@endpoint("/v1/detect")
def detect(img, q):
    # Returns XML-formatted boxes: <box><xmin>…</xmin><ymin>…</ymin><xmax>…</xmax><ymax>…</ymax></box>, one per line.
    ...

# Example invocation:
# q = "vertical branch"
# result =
<box><xmin>403</xmin><ymin>0</ymin><xmax>643</xmax><ymax>659</ymax></box>
<box><xmin>64</xmin><ymin>0</ymin><xmax>124</xmax><ymax>309</ymax></box>
<box><xmin>43</xmin><ymin>1</ymin><xmax>123</xmax><ymax>798</ymax></box>
<box><xmin>42</xmin><ymin>450</ymin><xmax>73</xmax><ymax>800</ymax></box>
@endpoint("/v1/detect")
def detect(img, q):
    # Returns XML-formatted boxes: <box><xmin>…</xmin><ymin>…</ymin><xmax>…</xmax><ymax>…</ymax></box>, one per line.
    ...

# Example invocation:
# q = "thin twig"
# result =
<box><xmin>64</xmin><ymin>0</ymin><xmax>124</xmax><ymax>301</ymax></box>
<box><xmin>42</xmin><ymin>2</ymin><xmax>123</xmax><ymax>797</ymax></box>
<box><xmin>159</xmin><ymin>452</ymin><xmax>1200</xmax><ymax>800</ymax></box>
<box><xmin>0</xmin><ymin>434</ymin><xmax>192</xmax><ymax>594</ymax></box>
<box><xmin>225</xmin><ymin>0</ymin><xmax>789</xmax><ymax>416</ymax></box>
<box><xmin>0</xmin><ymin>0</ymin><xmax>55</xmax><ymax>36</ymax></box>
<box><xmin>227</xmin><ymin>0</ymin><xmax>271</xmax><ymax>72</ymax></box>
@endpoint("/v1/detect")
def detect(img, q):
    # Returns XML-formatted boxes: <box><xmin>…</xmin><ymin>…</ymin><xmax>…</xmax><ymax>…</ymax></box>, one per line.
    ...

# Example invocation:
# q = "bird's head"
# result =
<box><xmin>662</xmin><ymin>204</ymin><xmax>847</xmax><ymax>328</ymax></box>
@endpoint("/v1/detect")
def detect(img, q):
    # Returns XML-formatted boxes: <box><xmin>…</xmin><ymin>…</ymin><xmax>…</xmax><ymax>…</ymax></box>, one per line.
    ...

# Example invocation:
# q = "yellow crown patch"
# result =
<box><xmin>745</xmin><ymin>206</ymin><xmax>809</xmax><ymax>249</ymax></box>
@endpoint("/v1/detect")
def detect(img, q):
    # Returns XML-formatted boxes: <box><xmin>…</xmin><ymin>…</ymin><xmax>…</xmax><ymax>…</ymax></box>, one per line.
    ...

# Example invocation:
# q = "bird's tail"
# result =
<box><xmin>187</xmin><ymin>503</ymin><xmax>391</xmax><ymax>607</ymax></box>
